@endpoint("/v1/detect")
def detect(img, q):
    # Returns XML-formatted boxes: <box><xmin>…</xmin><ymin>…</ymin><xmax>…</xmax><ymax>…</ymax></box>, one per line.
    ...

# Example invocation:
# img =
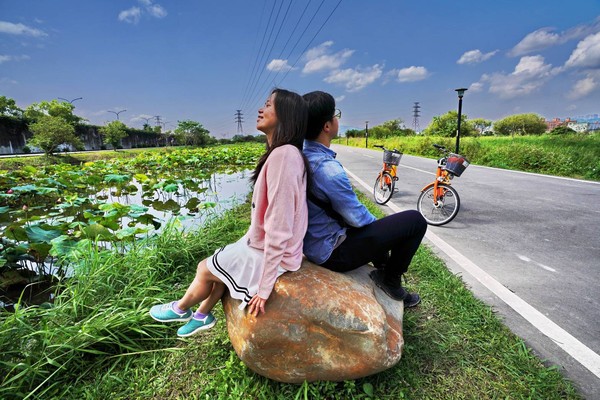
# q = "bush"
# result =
<box><xmin>21</xmin><ymin>145</ymin><xmax>31</xmax><ymax>154</ymax></box>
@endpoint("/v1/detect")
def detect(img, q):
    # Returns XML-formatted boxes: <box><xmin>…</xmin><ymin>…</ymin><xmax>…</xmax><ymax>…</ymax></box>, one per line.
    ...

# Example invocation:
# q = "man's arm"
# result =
<box><xmin>313</xmin><ymin>158</ymin><xmax>376</xmax><ymax>227</ymax></box>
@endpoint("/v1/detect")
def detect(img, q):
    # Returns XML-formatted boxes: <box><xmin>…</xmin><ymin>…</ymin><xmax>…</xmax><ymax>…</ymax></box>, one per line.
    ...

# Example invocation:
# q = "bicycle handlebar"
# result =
<box><xmin>374</xmin><ymin>144</ymin><xmax>400</xmax><ymax>153</ymax></box>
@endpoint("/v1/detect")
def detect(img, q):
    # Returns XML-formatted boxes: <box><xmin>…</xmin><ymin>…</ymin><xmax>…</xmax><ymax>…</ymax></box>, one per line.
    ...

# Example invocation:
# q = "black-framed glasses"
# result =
<box><xmin>333</xmin><ymin>109</ymin><xmax>342</xmax><ymax>119</ymax></box>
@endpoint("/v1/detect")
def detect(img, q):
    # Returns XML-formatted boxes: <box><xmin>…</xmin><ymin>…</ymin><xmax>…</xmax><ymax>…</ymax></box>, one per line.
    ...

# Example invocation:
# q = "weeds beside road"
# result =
<box><xmin>336</xmin><ymin>133</ymin><xmax>600</xmax><ymax>181</ymax></box>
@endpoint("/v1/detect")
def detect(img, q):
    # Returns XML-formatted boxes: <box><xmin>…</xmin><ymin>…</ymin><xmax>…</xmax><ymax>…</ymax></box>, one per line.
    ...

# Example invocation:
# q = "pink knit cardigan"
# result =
<box><xmin>246</xmin><ymin>144</ymin><xmax>308</xmax><ymax>299</ymax></box>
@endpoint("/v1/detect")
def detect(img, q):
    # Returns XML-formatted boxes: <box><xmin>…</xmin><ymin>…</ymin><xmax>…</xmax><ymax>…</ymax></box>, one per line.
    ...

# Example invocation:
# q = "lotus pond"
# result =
<box><xmin>0</xmin><ymin>144</ymin><xmax>264</xmax><ymax>308</ymax></box>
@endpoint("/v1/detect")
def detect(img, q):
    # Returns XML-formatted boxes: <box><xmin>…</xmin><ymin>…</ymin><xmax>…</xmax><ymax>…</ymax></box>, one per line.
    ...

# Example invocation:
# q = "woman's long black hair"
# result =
<box><xmin>251</xmin><ymin>88</ymin><xmax>311</xmax><ymax>184</ymax></box>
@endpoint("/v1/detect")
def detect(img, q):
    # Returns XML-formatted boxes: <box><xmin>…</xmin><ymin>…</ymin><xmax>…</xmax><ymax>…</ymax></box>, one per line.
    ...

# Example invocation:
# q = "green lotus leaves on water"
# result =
<box><xmin>82</xmin><ymin>224</ymin><xmax>113</xmax><ymax>240</ymax></box>
<box><xmin>103</xmin><ymin>174</ymin><xmax>131</xmax><ymax>184</ymax></box>
<box><xmin>25</xmin><ymin>225</ymin><xmax>62</xmax><ymax>243</ymax></box>
<box><xmin>49</xmin><ymin>235</ymin><xmax>79</xmax><ymax>258</ymax></box>
<box><xmin>0</xmin><ymin>144</ymin><xmax>263</xmax><ymax>282</ymax></box>
<box><xmin>163</xmin><ymin>183</ymin><xmax>179</xmax><ymax>193</ymax></box>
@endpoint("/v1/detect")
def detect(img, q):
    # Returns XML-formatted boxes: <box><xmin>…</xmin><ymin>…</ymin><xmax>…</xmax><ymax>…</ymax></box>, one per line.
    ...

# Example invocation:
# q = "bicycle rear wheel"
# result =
<box><xmin>373</xmin><ymin>172</ymin><xmax>395</xmax><ymax>205</ymax></box>
<box><xmin>417</xmin><ymin>183</ymin><xmax>460</xmax><ymax>226</ymax></box>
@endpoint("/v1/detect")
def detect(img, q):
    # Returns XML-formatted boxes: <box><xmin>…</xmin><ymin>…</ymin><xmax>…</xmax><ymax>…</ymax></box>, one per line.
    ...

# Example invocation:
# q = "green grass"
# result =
<box><xmin>0</xmin><ymin>192</ymin><xmax>581</xmax><ymax>399</ymax></box>
<box><xmin>336</xmin><ymin>133</ymin><xmax>600</xmax><ymax>181</ymax></box>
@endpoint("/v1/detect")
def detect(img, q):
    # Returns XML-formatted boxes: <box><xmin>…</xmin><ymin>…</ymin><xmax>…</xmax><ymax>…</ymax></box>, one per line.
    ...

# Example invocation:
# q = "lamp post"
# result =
<box><xmin>454</xmin><ymin>88</ymin><xmax>467</xmax><ymax>154</ymax></box>
<box><xmin>107</xmin><ymin>109</ymin><xmax>127</xmax><ymax>120</ymax></box>
<box><xmin>365</xmin><ymin>121</ymin><xmax>369</xmax><ymax>148</ymax></box>
<box><xmin>58</xmin><ymin>97</ymin><xmax>83</xmax><ymax>107</ymax></box>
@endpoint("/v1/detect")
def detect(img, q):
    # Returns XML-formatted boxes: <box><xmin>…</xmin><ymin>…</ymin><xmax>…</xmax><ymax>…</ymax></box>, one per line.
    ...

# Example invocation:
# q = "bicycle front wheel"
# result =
<box><xmin>373</xmin><ymin>172</ymin><xmax>395</xmax><ymax>205</ymax></box>
<box><xmin>417</xmin><ymin>183</ymin><xmax>460</xmax><ymax>226</ymax></box>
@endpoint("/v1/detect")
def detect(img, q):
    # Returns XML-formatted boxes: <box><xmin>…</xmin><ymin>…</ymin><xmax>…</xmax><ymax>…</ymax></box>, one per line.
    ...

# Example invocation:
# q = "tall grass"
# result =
<box><xmin>0</xmin><ymin>208</ymin><xmax>250</xmax><ymax>399</ymax></box>
<box><xmin>337</xmin><ymin>133</ymin><xmax>600</xmax><ymax>180</ymax></box>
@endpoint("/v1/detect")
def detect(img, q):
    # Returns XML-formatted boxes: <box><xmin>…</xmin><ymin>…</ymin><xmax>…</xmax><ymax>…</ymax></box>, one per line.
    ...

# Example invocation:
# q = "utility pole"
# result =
<box><xmin>365</xmin><ymin>121</ymin><xmax>369</xmax><ymax>148</ymax></box>
<box><xmin>235</xmin><ymin>110</ymin><xmax>244</xmax><ymax>134</ymax></box>
<box><xmin>412</xmin><ymin>102</ymin><xmax>421</xmax><ymax>133</ymax></box>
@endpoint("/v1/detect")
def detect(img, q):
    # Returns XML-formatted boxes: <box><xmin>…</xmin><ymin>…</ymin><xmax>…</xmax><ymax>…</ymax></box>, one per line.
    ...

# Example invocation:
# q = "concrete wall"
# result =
<box><xmin>0</xmin><ymin>116</ymin><xmax>164</xmax><ymax>154</ymax></box>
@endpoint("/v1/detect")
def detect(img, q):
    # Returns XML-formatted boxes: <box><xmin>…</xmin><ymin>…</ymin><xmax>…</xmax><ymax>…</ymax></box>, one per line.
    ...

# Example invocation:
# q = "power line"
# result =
<box><xmin>239</xmin><ymin>0</ymin><xmax>281</xmax><ymax>110</ymax></box>
<box><xmin>245</xmin><ymin>0</ymin><xmax>336</xmax><ymax>114</ymax></box>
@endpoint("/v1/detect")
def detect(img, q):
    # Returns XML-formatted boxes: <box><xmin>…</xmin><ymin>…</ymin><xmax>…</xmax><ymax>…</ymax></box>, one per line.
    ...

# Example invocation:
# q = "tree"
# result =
<box><xmin>0</xmin><ymin>96</ymin><xmax>23</xmax><ymax>117</ymax></box>
<box><xmin>174</xmin><ymin>120</ymin><xmax>212</xmax><ymax>146</ymax></box>
<box><xmin>549</xmin><ymin>125</ymin><xmax>577</xmax><ymax>135</ymax></box>
<box><xmin>422</xmin><ymin>111</ymin><xmax>476</xmax><ymax>137</ymax></box>
<box><xmin>28</xmin><ymin>116</ymin><xmax>84</xmax><ymax>155</ymax></box>
<box><xmin>24</xmin><ymin>99</ymin><xmax>84</xmax><ymax>125</ymax></box>
<box><xmin>493</xmin><ymin>113</ymin><xmax>546</xmax><ymax>136</ymax></box>
<box><xmin>470</xmin><ymin>118</ymin><xmax>493</xmax><ymax>136</ymax></box>
<box><xmin>100</xmin><ymin>120</ymin><xmax>128</xmax><ymax>150</ymax></box>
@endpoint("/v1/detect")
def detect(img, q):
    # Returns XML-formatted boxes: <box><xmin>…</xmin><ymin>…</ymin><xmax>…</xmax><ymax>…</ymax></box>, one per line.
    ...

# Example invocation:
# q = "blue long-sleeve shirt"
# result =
<box><xmin>302</xmin><ymin>140</ymin><xmax>376</xmax><ymax>264</ymax></box>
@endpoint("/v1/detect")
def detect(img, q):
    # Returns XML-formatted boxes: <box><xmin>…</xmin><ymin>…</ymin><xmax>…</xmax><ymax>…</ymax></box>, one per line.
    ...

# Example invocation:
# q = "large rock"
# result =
<box><xmin>222</xmin><ymin>261</ymin><xmax>404</xmax><ymax>383</ymax></box>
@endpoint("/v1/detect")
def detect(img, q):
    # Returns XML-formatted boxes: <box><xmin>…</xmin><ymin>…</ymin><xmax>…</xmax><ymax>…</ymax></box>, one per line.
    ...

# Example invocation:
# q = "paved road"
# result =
<box><xmin>332</xmin><ymin>144</ymin><xmax>600</xmax><ymax>398</ymax></box>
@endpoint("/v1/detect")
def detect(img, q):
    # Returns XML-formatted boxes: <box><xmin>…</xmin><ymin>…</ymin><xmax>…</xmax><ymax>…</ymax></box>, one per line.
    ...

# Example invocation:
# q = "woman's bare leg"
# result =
<box><xmin>177</xmin><ymin>259</ymin><xmax>219</xmax><ymax>310</ymax></box>
<box><xmin>197</xmin><ymin>282</ymin><xmax>225</xmax><ymax>315</ymax></box>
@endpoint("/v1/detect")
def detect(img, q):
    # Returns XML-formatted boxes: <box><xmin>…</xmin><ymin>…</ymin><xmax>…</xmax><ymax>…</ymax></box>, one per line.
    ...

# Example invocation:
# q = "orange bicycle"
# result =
<box><xmin>373</xmin><ymin>144</ymin><xmax>402</xmax><ymax>205</ymax></box>
<box><xmin>417</xmin><ymin>143</ymin><xmax>469</xmax><ymax>225</ymax></box>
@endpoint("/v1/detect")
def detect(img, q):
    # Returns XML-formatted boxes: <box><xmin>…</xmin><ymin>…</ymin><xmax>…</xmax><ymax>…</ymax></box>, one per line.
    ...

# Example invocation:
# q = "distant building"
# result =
<box><xmin>544</xmin><ymin>115</ymin><xmax>599</xmax><ymax>132</ymax></box>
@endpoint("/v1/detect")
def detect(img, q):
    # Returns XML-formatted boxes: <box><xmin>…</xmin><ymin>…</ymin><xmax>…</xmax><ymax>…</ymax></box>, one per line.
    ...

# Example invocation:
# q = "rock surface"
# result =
<box><xmin>222</xmin><ymin>261</ymin><xmax>404</xmax><ymax>383</ymax></box>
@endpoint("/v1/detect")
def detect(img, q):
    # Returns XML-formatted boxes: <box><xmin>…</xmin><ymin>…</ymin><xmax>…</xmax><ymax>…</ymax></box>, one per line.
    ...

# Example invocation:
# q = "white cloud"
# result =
<box><xmin>510</xmin><ymin>17</ymin><xmax>600</xmax><ymax>56</ymax></box>
<box><xmin>335</xmin><ymin>95</ymin><xmax>346</xmax><ymax>102</ymax></box>
<box><xmin>266</xmin><ymin>59</ymin><xmax>294</xmax><ymax>72</ymax></box>
<box><xmin>457</xmin><ymin>49</ymin><xmax>498</xmax><ymax>64</ymax></box>
<box><xmin>146</xmin><ymin>4</ymin><xmax>167</xmax><ymax>18</ymax></box>
<box><xmin>389</xmin><ymin>66</ymin><xmax>429</xmax><ymax>82</ymax></box>
<box><xmin>478</xmin><ymin>55</ymin><xmax>560</xmax><ymax>98</ymax></box>
<box><xmin>0</xmin><ymin>21</ymin><xmax>47</xmax><ymax>37</ymax></box>
<box><xmin>119</xmin><ymin>1</ymin><xmax>167</xmax><ymax>24</ymax></box>
<box><xmin>469</xmin><ymin>82</ymin><xmax>484</xmax><ymax>92</ymax></box>
<box><xmin>567</xmin><ymin>71</ymin><xmax>600</xmax><ymax>99</ymax></box>
<box><xmin>0</xmin><ymin>77</ymin><xmax>18</xmax><ymax>85</ymax></box>
<box><xmin>565</xmin><ymin>31</ymin><xmax>600</xmax><ymax>69</ymax></box>
<box><xmin>119</xmin><ymin>7</ymin><xmax>142</xmax><ymax>24</ymax></box>
<box><xmin>510</xmin><ymin>28</ymin><xmax>562</xmax><ymax>56</ymax></box>
<box><xmin>324</xmin><ymin>64</ymin><xmax>383</xmax><ymax>92</ymax></box>
<box><xmin>303</xmin><ymin>41</ymin><xmax>354</xmax><ymax>74</ymax></box>
<box><xmin>0</xmin><ymin>54</ymin><xmax>30</xmax><ymax>64</ymax></box>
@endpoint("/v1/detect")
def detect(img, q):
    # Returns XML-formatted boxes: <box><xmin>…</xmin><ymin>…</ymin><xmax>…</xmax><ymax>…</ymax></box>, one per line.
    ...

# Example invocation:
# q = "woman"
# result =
<box><xmin>150</xmin><ymin>89</ymin><xmax>309</xmax><ymax>337</ymax></box>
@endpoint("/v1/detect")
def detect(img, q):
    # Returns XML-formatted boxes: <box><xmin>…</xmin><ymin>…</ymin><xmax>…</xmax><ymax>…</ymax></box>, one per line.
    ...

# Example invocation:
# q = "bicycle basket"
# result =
<box><xmin>383</xmin><ymin>150</ymin><xmax>402</xmax><ymax>165</ymax></box>
<box><xmin>444</xmin><ymin>154</ymin><xmax>470</xmax><ymax>177</ymax></box>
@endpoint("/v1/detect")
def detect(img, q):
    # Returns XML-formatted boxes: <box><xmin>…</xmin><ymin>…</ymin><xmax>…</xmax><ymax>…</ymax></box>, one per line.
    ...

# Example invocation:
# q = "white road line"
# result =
<box><xmin>399</xmin><ymin>164</ymin><xmax>436</xmax><ymax>176</ymax></box>
<box><xmin>344</xmin><ymin>166</ymin><xmax>600</xmax><ymax>379</ymax></box>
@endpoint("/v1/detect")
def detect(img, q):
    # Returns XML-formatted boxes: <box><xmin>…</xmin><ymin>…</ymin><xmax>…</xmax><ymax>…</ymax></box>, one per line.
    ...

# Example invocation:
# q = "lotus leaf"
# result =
<box><xmin>25</xmin><ymin>225</ymin><xmax>63</xmax><ymax>243</ymax></box>
<box><xmin>82</xmin><ymin>224</ymin><xmax>113</xmax><ymax>240</ymax></box>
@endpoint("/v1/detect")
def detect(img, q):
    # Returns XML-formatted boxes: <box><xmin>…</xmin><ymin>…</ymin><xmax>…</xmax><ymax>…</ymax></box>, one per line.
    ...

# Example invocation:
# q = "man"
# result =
<box><xmin>302</xmin><ymin>91</ymin><xmax>427</xmax><ymax>307</ymax></box>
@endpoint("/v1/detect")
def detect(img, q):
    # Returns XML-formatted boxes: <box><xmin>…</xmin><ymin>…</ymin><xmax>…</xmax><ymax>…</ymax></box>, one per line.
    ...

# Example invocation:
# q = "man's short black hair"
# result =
<box><xmin>303</xmin><ymin>91</ymin><xmax>335</xmax><ymax>140</ymax></box>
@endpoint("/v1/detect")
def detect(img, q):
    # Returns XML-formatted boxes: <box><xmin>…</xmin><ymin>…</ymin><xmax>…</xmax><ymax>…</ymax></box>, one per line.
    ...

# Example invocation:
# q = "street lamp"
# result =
<box><xmin>58</xmin><ymin>97</ymin><xmax>83</xmax><ymax>106</ymax></box>
<box><xmin>107</xmin><ymin>109</ymin><xmax>127</xmax><ymax>120</ymax></box>
<box><xmin>454</xmin><ymin>88</ymin><xmax>467</xmax><ymax>154</ymax></box>
<box><xmin>365</xmin><ymin>121</ymin><xmax>369</xmax><ymax>148</ymax></box>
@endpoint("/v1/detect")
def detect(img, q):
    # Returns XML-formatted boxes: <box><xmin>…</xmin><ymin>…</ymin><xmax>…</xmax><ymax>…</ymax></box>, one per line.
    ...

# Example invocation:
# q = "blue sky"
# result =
<box><xmin>1</xmin><ymin>0</ymin><xmax>599</xmax><ymax>137</ymax></box>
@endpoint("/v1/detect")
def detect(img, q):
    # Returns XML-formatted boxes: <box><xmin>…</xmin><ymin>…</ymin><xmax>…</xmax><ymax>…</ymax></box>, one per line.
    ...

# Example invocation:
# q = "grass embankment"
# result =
<box><xmin>0</xmin><ymin>191</ymin><xmax>580</xmax><ymax>399</ymax></box>
<box><xmin>335</xmin><ymin>133</ymin><xmax>600</xmax><ymax>181</ymax></box>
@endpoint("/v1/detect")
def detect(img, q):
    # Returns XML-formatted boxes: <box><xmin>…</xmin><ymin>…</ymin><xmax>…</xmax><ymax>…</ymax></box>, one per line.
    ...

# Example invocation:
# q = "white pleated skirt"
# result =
<box><xmin>206</xmin><ymin>235</ymin><xmax>285</xmax><ymax>310</ymax></box>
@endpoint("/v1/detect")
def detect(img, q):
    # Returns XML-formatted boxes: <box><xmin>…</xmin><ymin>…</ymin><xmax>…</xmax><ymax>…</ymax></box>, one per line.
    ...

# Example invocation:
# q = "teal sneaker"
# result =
<box><xmin>177</xmin><ymin>313</ymin><xmax>216</xmax><ymax>337</ymax></box>
<box><xmin>149</xmin><ymin>301</ymin><xmax>192</xmax><ymax>323</ymax></box>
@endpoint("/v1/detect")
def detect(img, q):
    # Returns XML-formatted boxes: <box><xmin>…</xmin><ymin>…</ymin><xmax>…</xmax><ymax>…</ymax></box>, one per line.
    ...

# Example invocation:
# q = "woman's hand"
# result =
<box><xmin>248</xmin><ymin>294</ymin><xmax>267</xmax><ymax>317</ymax></box>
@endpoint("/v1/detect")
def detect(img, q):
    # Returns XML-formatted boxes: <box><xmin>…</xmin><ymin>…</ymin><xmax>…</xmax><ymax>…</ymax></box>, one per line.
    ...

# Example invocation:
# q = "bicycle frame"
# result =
<box><xmin>419</xmin><ymin>157</ymin><xmax>452</xmax><ymax>202</ymax></box>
